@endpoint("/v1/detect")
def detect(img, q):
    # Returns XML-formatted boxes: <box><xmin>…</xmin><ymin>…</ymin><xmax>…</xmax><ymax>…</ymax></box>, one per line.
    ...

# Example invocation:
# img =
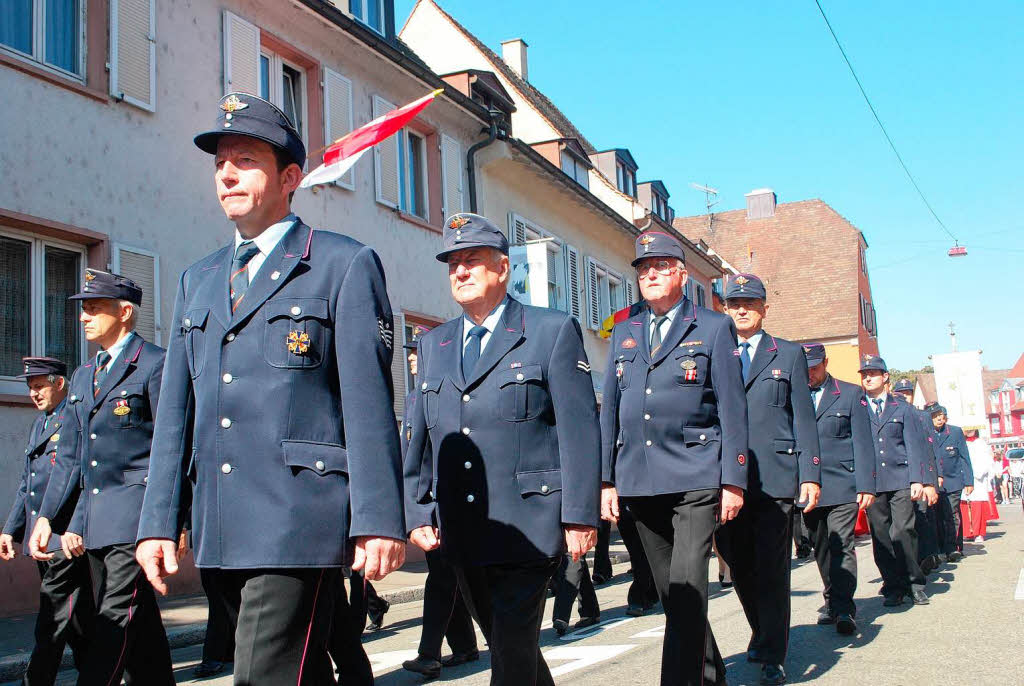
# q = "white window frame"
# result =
<box><xmin>322</xmin><ymin>66</ymin><xmax>355</xmax><ymax>190</ymax></box>
<box><xmin>508</xmin><ymin>214</ymin><xmax>569</xmax><ymax>313</ymax></box>
<box><xmin>586</xmin><ymin>257</ymin><xmax>624</xmax><ymax>329</ymax></box>
<box><xmin>399</xmin><ymin>129</ymin><xmax>429</xmax><ymax>220</ymax></box>
<box><xmin>259</xmin><ymin>50</ymin><xmax>308</xmax><ymax>148</ymax></box>
<box><xmin>109</xmin><ymin>0</ymin><xmax>157</xmax><ymax>112</ymax></box>
<box><xmin>0</xmin><ymin>226</ymin><xmax>88</xmax><ymax>395</ymax></box>
<box><xmin>0</xmin><ymin>0</ymin><xmax>87</xmax><ymax>81</ymax></box>
<box><xmin>349</xmin><ymin>0</ymin><xmax>386</xmax><ymax>35</ymax></box>
<box><xmin>110</xmin><ymin>242</ymin><xmax>161</xmax><ymax>345</ymax></box>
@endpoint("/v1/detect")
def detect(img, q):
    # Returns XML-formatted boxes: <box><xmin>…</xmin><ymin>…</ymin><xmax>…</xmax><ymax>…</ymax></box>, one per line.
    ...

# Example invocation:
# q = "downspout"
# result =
<box><xmin>466</xmin><ymin>109</ymin><xmax>501</xmax><ymax>213</ymax></box>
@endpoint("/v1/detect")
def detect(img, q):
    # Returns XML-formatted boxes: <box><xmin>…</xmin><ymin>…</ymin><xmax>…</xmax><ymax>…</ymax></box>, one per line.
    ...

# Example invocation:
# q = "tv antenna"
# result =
<box><xmin>690</xmin><ymin>183</ymin><xmax>719</xmax><ymax>233</ymax></box>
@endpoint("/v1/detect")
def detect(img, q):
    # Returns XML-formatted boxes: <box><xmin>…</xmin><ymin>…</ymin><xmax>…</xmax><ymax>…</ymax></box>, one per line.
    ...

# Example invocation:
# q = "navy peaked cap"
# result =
<box><xmin>858</xmin><ymin>355</ymin><xmax>888</xmax><ymax>373</ymax></box>
<box><xmin>69</xmin><ymin>268</ymin><xmax>142</xmax><ymax>305</ymax></box>
<box><xmin>725</xmin><ymin>273</ymin><xmax>767</xmax><ymax>300</ymax></box>
<box><xmin>17</xmin><ymin>356</ymin><xmax>67</xmax><ymax>379</ymax></box>
<box><xmin>194</xmin><ymin>93</ymin><xmax>306</xmax><ymax>169</ymax></box>
<box><xmin>802</xmin><ymin>343</ymin><xmax>826</xmax><ymax>367</ymax></box>
<box><xmin>436</xmin><ymin>213</ymin><xmax>509</xmax><ymax>262</ymax></box>
<box><xmin>631</xmin><ymin>231</ymin><xmax>686</xmax><ymax>267</ymax></box>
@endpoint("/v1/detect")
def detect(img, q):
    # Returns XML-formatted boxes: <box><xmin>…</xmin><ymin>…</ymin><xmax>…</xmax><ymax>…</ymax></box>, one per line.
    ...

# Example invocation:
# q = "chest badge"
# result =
<box><xmin>50</xmin><ymin>433</ymin><xmax>60</xmax><ymax>442</ymax></box>
<box><xmin>621</xmin><ymin>338</ymin><xmax>637</xmax><ymax>350</ymax></box>
<box><xmin>113</xmin><ymin>399</ymin><xmax>131</xmax><ymax>416</ymax></box>
<box><xmin>681</xmin><ymin>359</ymin><xmax>699</xmax><ymax>383</ymax></box>
<box><xmin>680</xmin><ymin>359</ymin><xmax>697</xmax><ymax>370</ymax></box>
<box><xmin>771</xmin><ymin>369</ymin><xmax>782</xmax><ymax>377</ymax></box>
<box><xmin>287</xmin><ymin>330</ymin><xmax>311</xmax><ymax>355</ymax></box>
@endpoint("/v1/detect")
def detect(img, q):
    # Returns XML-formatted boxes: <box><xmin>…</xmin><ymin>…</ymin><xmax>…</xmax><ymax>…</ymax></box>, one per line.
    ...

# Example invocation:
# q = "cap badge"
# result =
<box><xmin>220</xmin><ymin>95</ymin><xmax>249</xmax><ymax>113</ymax></box>
<box><xmin>449</xmin><ymin>216</ymin><xmax>469</xmax><ymax>230</ymax></box>
<box><xmin>287</xmin><ymin>330</ymin><xmax>311</xmax><ymax>355</ymax></box>
<box><xmin>639</xmin><ymin>235</ymin><xmax>655</xmax><ymax>245</ymax></box>
<box><xmin>84</xmin><ymin>271</ymin><xmax>96</xmax><ymax>282</ymax></box>
<box><xmin>734</xmin><ymin>276</ymin><xmax>749</xmax><ymax>285</ymax></box>
<box><xmin>113</xmin><ymin>399</ymin><xmax>131</xmax><ymax>416</ymax></box>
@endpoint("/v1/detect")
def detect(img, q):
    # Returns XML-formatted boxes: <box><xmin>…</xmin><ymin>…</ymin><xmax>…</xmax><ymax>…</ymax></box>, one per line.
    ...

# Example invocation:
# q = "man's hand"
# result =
<box><xmin>135</xmin><ymin>539</ymin><xmax>179</xmax><ymax>596</ymax></box>
<box><xmin>600</xmin><ymin>485</ymin><xmax>620</xmax><ymax>523</ymax></box>
<box><xmin>176</xmin><ymin>530</ymin><xmax>189</xmax><ymax>562</ymax></box>
<box><xmin>856</xmin><ymin>492</ymin><xmax>876</xmax><ymax>510</ymax></box>
<box><xmin>409</xmin><ymin>526</ymin><xmax>440</xmax><ymax>552</ymax></box>
<box><xmin>564</xmin><ymin>525</ymin><xmax>597</xmax><ymax>563</ymax></box>
<box><xmin>28</xmin><ymin>517</ymin><xmax>54</xmax><ymax>561</ymax></box>
<box><xmin>720</xmin><ymin>485</ymin><xmax>744</xmax><ymax>523</ymax></box>
<box><xmin>60</xmin><ymin>532</ymin><xmax>85</xmax><ymax>559</ymax></box>
<box><xmin>910</xmin><ymin>482</ymin><xmax>924</xmax><ymax>501</ymax></box>
<box><xmin>352</xmin><ymin>536</ymin><xmax>406</xmax><ymax>581</ymax></box>
<box><xmin>0</xmin><ymin>534</ymin><xmax>16</xmax><ymax>560</ymax></box>
<box><xmin>799</xmin><ymin>482</ymin><xmax>822</xmax><ymax>513</ymax></box>
<box><xmin>923</xmin><ymin>485</ymin><xmax>939</xmax><ymax>506</ymax></box>
<box><xmin>964</xmin><ymin>485</ymin><xmax>974</xmax><ymax>497</ymax></box>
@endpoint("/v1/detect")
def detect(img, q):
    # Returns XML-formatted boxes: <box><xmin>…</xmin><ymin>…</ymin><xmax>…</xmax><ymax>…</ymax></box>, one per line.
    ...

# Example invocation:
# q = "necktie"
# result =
<box><xmin>739</xmin><ymin>341</ymin><xmax>752</xmax><ymax>381</ymax></box>
<box><xmin>650</xmin><ymin>315</ymin><xmax>668</xmax><ymax>353</ymax></box>
<box><xmin>93</xmin><ymin>351</ymin><xmax>111</xmax><ymax>397</ymax></box>
<box><xmin>230</xmin><ymin>240</ymin><xmax>260</xmax><ymax>312</ymax></box>
<box><xmin>462</xmin><ymin>325</ymin><xmax>487</xmax><ymax>380</ymax></box>
<box><xmin>872</xmin><ymin>398</ymin><xmax>883</xmax><ymax>418</ymax></box>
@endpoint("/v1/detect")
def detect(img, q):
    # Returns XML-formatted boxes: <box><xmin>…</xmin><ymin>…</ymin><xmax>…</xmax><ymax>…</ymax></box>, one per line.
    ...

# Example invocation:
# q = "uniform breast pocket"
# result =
<box><xmin>673</xmin><ymin>344</ymin><xmax>709</xmax><ymax>386</ymax></box>
<box><xmin>420</xmin><ymin>378</ymin><xmax>442</xmax><ymax>429</ymax></box>
<box><xmin>827</xmin><ymin>410</ymin><xmax>851</xmax><ymax>438</ymax></box>
<box><xmin>263</xmin><ymin>298</ymin><xmax>330</xmax><ymax>369</ymax></box>
<box><xmin>765</xmin><ymin>370</ymin><xmax>792</xmax><ymax>407</ymax></box>
<box><xmin>614</xmin><ymin>349</ymin><xmax>637</xmax><ymax>390</ymax></box>
<box><xmin>110</xmin><ymin>383</ymin><xmax>147</xmax><ymax>428</ymax></box>
<box><xmin>497</xmin><ymin>364</ymin><xmax>546</xmax><ymax>421</ymax></box>
<box><xmin>182</xmin><ymin>308</ymin><xmax>210</xmax><ymax>378</ymax></box>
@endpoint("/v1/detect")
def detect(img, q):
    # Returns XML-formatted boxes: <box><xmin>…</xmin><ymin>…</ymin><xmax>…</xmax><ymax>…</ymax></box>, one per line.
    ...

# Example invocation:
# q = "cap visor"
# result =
<box><xmin>68</xmin><ymin>292</ymin><xmax>110</xmax><ymax>301</ymax></box>
<box><xmin>631</xmin><ymin>251</ymin><xmax>683</xmax><ymax>267</ymax></box>
<box><xmin>435</xmin><ymin>242</ymin><xmax>508</xmax><ymax>263</ymax></box>
<box><xmin>194</xmin><ymin>130</ymin><xmax>292</xmax><ymax>158</ymax></box>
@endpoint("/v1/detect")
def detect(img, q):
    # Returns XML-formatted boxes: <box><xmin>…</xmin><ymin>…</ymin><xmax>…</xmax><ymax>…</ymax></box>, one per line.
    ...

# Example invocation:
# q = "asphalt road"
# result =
<box><xmin>16</xmin><ymin>503</ymin><xmax>1023</xmax><ymax>685</ymax></box>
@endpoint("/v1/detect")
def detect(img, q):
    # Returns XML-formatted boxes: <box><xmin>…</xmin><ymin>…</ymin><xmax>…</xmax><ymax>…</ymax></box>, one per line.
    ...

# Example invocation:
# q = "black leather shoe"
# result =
<box><xmin>836</xmin><ymin>614</ymin><xmax>856</xmax><ymax>635</ymax></box>
<box><xmin>795</xmin><ymin>545</ymin><xmax>813</xmax><ymax>559</ymax></box>
<box><xmin>937</xmin><ymin>552</ymin><xmax>949</xmax><ymax>564</ymax></box>
<box><xmin>553</xmin><ymin>619</ymin><xmax>569</xmax><ymax>636</ymax></box>
<box><xmin>817</xmin><ymin>609</ymin><xmax>836</xmax><ymax>625</ymax></box>
<box><xmin>402</xmin><ymin>655</ymin><xmax>442</xmax><ymax>679</ymax></box>
<box><xmin>193</xmin><ymin>660</ymin><xmax>226</xmax><ymax>678</ymax></box>
<box><xmin>911</xmin><ymin>589</ymin><xmax>929</xmax><ymax>605</ymax></box>
<box><xmin>920</xmin><ymin>557</ymin><xmax>936</xmax><ymax>575</ymax></box>
<box><xmin>947</xmin><ymin>550</ymin><xmax>964</xmax><ymax>562</ymax></box>
<box><xmin>719</xmin><ymin>576</ymin><xmax>734</xmax><ymax>589</ymax></box>
<box><xmin>574</xmin><ymin>616</ymin><xmax>599</xmax><ymax>630</ymax></box>
<box><xmin>592</xmin><ymin>573</ymin><xmax>609</xmax><ymax>586</ymax></box>
<box><xmin>440</xmin><ymin>650</ymin><xmax>479</xmax><ymax>667</ymax></box>
<box><xmin>761</xmin><ymin>663</ymin><xmax>786</xmax><ymax>685</ymax></box>
<box><xmin>882</xmin><ymin>594</ymin><xmax>904</xmax><ymax>607</ymax></box>
<box><xmin>625</xmin><ymin>604</ymin><xmax>645</xmax><ymax>617</ymax></box>
<box><xmin>366</xmin><ymin>599</ymin><xmax>390</xmax><ymax>632</ymax></box>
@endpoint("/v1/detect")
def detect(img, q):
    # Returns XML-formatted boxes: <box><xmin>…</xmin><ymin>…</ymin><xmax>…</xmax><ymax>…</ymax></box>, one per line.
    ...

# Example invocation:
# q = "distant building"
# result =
<box><xmin>985</xmin><ymin>353</ymin><xmax>1024</xmax><ymax>449</ymax></box>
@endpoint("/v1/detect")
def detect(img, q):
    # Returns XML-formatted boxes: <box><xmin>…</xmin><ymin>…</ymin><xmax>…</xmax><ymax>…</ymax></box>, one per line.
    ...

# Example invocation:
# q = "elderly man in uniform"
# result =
<box><xmin>858</xmin><ymin>356</ymin><xmax>933</xmax><ymax>607</ymax></box>
<box><xmin>601</xmin><ymin>231</ymin><xmax>748</xmax><ymax>686</ymax></box>
<box><xmin>402</xmin><ymin>325</ymin><xmax>480</xmax><ymax>680</ymax></box>
<box><xmin>717</xmin><ymin>273</ymin><xmax>821</xmax><ymax>686</ymax></box>
<box><xmin>923</xmin><ymin>403</ymin><xmax>973</xmax><ymax>564</ymax></box>
<box><xmin>892</xmin><ymin>379</ymin><xmax>941</xmax><ymax>574</ymax></box>
<box><xmin>801</xmin><ymin>344</ymin><xmax>875</xmax><ymax>635</ymax></box>
<box><xmin>405</xmin><ymin>213</ymin><xmax>600</xmax><ymax>686</ymax></box>
<box><xmin>134</xmin><ymin>93</ymin><xmax>406</xmax><ymax>685</ymax></box>
<box><xmin>29</xmin><ymin>270</ymin><xmax>174</xmax><ymax>685</ymax></box>
<box><xmin>1</xmin><ymin>357</ymin><xmax>91</xmax><ymax>685</ymax></box>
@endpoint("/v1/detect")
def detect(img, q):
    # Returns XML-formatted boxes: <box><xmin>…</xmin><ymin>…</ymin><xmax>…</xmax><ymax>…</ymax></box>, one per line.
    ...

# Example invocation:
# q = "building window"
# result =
<box><xmin>585</xmin><ymin>258</ymin><xmax>624</xmax><ymax>328</ymax></box>
<box><xmin>991</xmin><ymin>418</ymin><xmax>1001</xmax><ymax>435</ymax></box>
<box><xmin>0</xmin><ymin>229</ymin><xmax>86</xmax><ymax>385</ymax></box>
<box><xmin>259</xmin><ymin>52</ymin><xmax>305</xmax><ymax>139</ymax></box>
<box><xmin>695</xmin><ymin>283</ymin><xmax>707</xmax><ymax>309</ymax></box>
<box><xmin>349</xmin><ymin>0</ymin><xmax>384</xmax><ymax>34</ymax></box>
<box><xmin>860</xmin><ymin>244</ymin><xmax>867</xmax><ymax>274</ymax></box>
<box><xmin>1</xmin><ymin>0</ymin><xmax>84</xmax><ymax>78</ymax></box>
<box><xmin>560</xmin><ymin>150</ymin><xmax>590</xmax><ymax>190</ymax></box>
<box><xmin>652</xmin><ymin>193</ymin><xmax>669</xmax><ymax>221</ymax></box>
<box><xmin>615</xmin><ymin>161</ymin><xmax>636</xmax><ymax>197</ymax></box>
<box><xmin>684</xmin><ymin>280</ymin><xmax>694</xmax><ymax>303</ymax></box>
<box><xmin>399</xmin><ymin>130</ymin><xmax>428</xmax><ymax>220</ymax></box>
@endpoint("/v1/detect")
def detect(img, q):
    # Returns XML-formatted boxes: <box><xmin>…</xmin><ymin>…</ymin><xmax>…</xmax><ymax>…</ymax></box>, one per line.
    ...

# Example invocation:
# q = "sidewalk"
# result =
<box><xmin>0</xmin><ymin>540</ymin><xmax>631</xmax><ymax>682</ymax></box>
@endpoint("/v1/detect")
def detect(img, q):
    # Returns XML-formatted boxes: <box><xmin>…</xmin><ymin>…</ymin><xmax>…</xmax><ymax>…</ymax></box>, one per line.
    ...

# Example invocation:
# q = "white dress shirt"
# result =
<box><xmin>101</xmin><ymin>331</ymin><xmax>137</xmax><ymax>367</ymax></box>
<box><xmin>233</xmin><ymin>213</ymin><xmax>297</xmax><ymax>283</ymax></box>
<box><xmin>648</xmin><ymin>298</ymin><xmax>685</xmax><ymax>347</ymax></box>
<box><xmin>737</xmin><ymin>330</ymin><xmax>764</xmax><ymax>360</ymax></box>
<box><xmin>462</xmin><ymin>297</ymin><xmax>508</xmax><ymax>356</ymax></box>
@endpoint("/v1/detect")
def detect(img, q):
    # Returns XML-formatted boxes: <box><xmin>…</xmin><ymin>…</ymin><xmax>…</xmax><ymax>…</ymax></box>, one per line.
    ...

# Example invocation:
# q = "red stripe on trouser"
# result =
<box><xmin>296</xmin><ymin>570</ymin><xmax>326</xmax><ymax>685</ymax></box>
<box><xmin>106</xmin><ymin>576</ymin><xmax>140</xmax><ymax>686</ymax></box>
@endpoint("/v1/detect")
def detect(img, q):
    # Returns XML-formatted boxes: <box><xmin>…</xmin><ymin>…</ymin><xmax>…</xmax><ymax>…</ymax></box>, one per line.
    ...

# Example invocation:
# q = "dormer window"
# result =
<box><xmin>350</xmin><ymin>0</ymin><xmax>385</xmax><ymax>35</ymax></box>
<box><xmin>557</xmin><ymin>140</ymin><xmax>591</xmax><ymax>190</ymax></box>
<box><xmin>616</xmin><ymin>161</ymin><xmax>636</xmax><ymax>197</ymax></box>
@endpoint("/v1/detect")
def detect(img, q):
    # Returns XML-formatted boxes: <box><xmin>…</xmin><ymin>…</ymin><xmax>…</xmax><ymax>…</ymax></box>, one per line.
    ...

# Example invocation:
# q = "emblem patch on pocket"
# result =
<box><xmin>287</xmin><ymin>330</ymin><xmax>311</xmax><ymax>355</ymax></box>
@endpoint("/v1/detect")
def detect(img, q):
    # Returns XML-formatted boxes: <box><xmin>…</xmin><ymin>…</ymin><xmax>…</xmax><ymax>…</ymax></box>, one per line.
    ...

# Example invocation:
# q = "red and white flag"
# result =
<box><xmin>300</xmin><ymin>88</ymin><xmax>444</xmax><ymax>188</ymax></box>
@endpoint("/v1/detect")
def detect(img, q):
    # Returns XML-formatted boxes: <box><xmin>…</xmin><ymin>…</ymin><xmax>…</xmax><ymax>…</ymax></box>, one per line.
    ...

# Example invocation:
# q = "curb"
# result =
<box><xmin>0</xmin><ymin>552</ymin><xmax>631</xmax><ymax>682</ymax></box>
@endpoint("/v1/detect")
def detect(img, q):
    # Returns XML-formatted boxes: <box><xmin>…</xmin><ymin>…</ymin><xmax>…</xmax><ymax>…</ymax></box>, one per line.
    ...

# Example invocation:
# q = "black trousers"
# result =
<box><xmin>418</xmin><ymin>548</ymin><xmax>477</xmax><ymax>660</ymax></box>
<box><xmin>937</xmin><ymin>490</ymin><xmax>963</xmax><ymax>554</ymax></box>
<box><xmin>866</xmin><ymin>489</ymin><xmax>925</xmax><ymax>596</ymax></box>
<box><xmin>200</xmin><ymin>567</ymin><xmax>235</xmax><ymax>664</ymax></box>
<box><xmin>551</xmin><ymin>555</ymin><xmax>599</xmax><ymax>623</ymax></box>
<box><xmin>618</xmin><ymin>502</ymin><xmax>658</xmax><ymax>609</ymax></box>
<box><xmin>25</xmin><ymin>556</ymin><xmax>92</xmax><ymax>686</ymax></box>
<box><xmin>328</xmin><ymin>570</ymin><xmax>373</xmax><ymax>686</ymax></box>
<box><xmin>627</xmin><ymin>489</ymin><xmax>724</xmax><ymax>686</ymax></box>
<box><xmin>364</xmin><ymin>581</ymin><xmax>387</xmax><ymax>626</ymax></box>
<box><xmin>79</xmin><ymin>544</ymin><xmax>173</xmax><ymax>686</ymax></box>
<box><xmin>913</xmin><ymin>498</ymin><xmax>940</xmax><ymax>561</ymax></box>
<box><xmin>792</xmin><ymin>510</ymin><xmax>812</xmax><ymax>552</ymax></box>
<box><xmin>592</xmin><ymin>520</ymin><xmax>613</xmax><ymax>580</ymax></box>
<box><xmin>715</xmin><ymin>491</ymin><xmax>793</xmax><ymax>666</ymax></box>
<box><xmin>455</xmin><ymin>557</ymin><xmax>559</xmax><ymax>686</ymax></box>
<box><xmin>803</xmin><ymin>502</ymin><xmax>859</xmax><ymax>617</ymax></box>
<box><xmin>214</xmin><ymin>567</ymin><xmax>339</xmax><ymax>686</ymax></box>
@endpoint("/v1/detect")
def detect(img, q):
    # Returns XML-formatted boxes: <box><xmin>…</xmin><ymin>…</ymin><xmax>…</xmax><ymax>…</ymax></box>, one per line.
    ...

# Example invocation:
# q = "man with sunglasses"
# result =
<box><xmin>600</xmin><ymin>231</ymin><xmax>748</xmax><ymax>686</ymax></box>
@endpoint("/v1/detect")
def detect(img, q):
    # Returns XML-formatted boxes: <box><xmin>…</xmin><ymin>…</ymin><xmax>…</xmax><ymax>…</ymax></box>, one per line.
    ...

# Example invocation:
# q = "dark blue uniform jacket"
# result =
<box><xmin>869</xmin><ymin>394</ymin><xmax>934</xmax><ymax>493</ymax></box>
<box><xmin>813</xmin><ymin>376</ymin><xmax>875</xmax><ymax>508</ymax></box>
<box><xmin>933</xmin><ymin>424</ymin><xmax>973</xmax><ymax>492</ymax></box>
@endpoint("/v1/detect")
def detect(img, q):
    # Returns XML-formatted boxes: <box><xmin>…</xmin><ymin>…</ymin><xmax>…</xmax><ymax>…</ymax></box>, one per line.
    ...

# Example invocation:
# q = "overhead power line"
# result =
<box><xmin>814</xmin><ymin>0</ymin><xmax>959</xmax><ymax>243</ymax></box>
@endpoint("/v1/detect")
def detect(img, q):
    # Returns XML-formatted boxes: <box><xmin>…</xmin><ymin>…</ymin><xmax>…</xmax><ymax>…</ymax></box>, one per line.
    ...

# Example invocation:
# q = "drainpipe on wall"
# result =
<box><xmin>466</xmin><ymin>109</ymin><xmax>502</xmax><ymax>214</ymax></box>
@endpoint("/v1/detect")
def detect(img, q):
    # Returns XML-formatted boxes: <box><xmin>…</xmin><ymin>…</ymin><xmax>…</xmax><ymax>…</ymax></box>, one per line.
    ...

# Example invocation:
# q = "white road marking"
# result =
<box><xmin>558</xmin><ymin>616</ymin><xmax>635</xmax><ymax>641</ymax></box>
<box><xmin>543</xmin><ymin>644</ymin><xmax>636</xmax><ymax>677</ymax></box>
<box><xmin>630</xmin><ymin>623</ymin><xmax>666</xmax><ymax>638</ymax></box>
<box><xmin>1015</xmin><ymin>568</ymin><xmax>1024</xmax><ymax>600</ymax></box>
<box><xmin>369</xmin><ymin>649</ymin><xmax>419</xmax><ymax>674</ymax></box>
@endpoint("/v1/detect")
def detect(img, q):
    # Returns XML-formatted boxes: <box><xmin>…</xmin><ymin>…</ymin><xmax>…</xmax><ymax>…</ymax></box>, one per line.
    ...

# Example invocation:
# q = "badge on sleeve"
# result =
<box><xmin>113</xmin><ymin>399</ymin><xmax>131</xmax><ymax>416</ymax></box>
<box><xmin>577</xmin><ymin>361</ymin><xmax>591</xmax><ymax>373</ymax></box>
<box><xmin>378</xmin><ymin>317</ymin><xmax>394</xmax><ymax>350</ymax></box>
<box><xmin>287</xmin><ymin>330</ymin><xmax>310</xmax><ymax>355</ymax></box>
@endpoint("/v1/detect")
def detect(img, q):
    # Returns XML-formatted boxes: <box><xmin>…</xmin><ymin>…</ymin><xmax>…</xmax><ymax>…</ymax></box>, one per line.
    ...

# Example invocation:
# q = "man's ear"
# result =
<box><xmin>282</xmin><ymin>163</ymin><xmax>303</xmax><ymax>195</ymax></box>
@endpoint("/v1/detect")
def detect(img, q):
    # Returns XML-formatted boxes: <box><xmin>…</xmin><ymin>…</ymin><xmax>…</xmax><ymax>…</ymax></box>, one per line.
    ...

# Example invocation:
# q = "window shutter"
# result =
<box><xmin>585</xmin><ymin>256</ymin><xmax>600</xmax><ymax>330</ymax></box>
<box><xmin>440</xmin><ymin>134</ymin><xmax>463</xmax><ymax>218</ymax></box>
<box><xmin>112</xmin><ymin>247</ymin><xmax>159</xmax><ymax>345</ymax></box>
<box><xmin>323</xmin><ymin>67</ymin><xmax>355</xmax><ymax>189</ymax></box>
<box><xmin>565</xmin><ymin>245</ymin><xmax>582</xmax><ymax>320</ymax></box>
<box><xmin>223</xmin><ymin>11</ymin><xmax>260</xmax><ymax>95</ymax></box>
<box><xmin>110</xmin><ymin>0</ymin><xmax>156</xmax><ymax>111</ymax></box>
<box><xmin>373</xmin><ymin>96</ymin><xmax>400</xmax><ymax>207</ymax></box>
<box><xmin>508</xmin><ymin>213</ymin><xmax>528</xmax><ymax>245</ymax></box>
<box><xmin>391</xmin><ymin>312</ymin><xmax>406</xmax><ymax>417</ymax></box>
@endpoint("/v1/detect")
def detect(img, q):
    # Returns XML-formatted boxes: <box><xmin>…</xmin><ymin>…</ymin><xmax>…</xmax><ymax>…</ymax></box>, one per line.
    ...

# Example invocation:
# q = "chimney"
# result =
<box><xmin>745</xmin><ymin>188</ymin><xmax>776</xmax><ymax>219</ymax></box>
<box><xmin>500</xmin><ymin>39</ymin><xmax>529</xmax><ymax>81</ymax></box>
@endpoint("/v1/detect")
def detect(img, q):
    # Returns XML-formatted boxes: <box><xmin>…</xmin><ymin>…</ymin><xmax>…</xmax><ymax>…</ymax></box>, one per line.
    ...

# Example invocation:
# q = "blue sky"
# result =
<box><xmin>398</xmin><ymin>0</ymin><xmax>1023</xmax><ymax>371</ymax></box>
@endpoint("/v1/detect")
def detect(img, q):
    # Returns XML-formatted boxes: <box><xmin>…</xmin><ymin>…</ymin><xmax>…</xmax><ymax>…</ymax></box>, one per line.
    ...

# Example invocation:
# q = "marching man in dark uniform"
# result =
<box><xmin>858</xmin><ymin>356</ymin><xmax>933</xmax><ymax>607</ymax></box>
<box><xmin>29</xmin><ymin>270</ymin><xmax>174</xmax><ymax>685</ymax></box>
<box><xmin>1</xmin><ymin>357</ymin><xmax>91</xmax><ymax>685</ymax></box>
<box><xmin>405</xmin><ymin>213</ymin><xmax>600</xmax><ymax>686</ymax></box>
<box><xmin>923</xmin><ymin>403</ymin><xmax>973</xmax><ymax>564</ymax></box>
<box><xmin>718</xmin><ymin>273</ymin><xmax>821</xmax><ymax>686</ymax></box>
<box><xmin>135</xmin><ymin>93</ymin><xmax>406</xmax><ymax>685</ymax></box>
<box><xmin>801</xmin><ymin>344</ymin><xmax>875</xmax><ymax>635</ymax></box>
<box><xmin>892</xmin><ymin>379</ymin><xmax>941</xmax><ymax>574</ymax></box>
<box><xmin>600</xmin><ymin>231</ymin><xmax>748</xmax><ymax>686</ymax></box>
<box><xmin>402</xmin><ymin>326</ymin><xmax>480</xmax><ymax>679</ymax></box>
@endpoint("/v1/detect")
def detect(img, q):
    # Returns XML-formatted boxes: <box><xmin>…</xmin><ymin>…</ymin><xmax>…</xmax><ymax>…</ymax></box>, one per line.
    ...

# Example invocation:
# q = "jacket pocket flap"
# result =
<box><xmin>839</xmin><ymin>459</ymin><xmax>855</xmax><ymax>472</ymax></box>
<box><xmin>182</xmin><ymin>308</ymin><xmax>210</xmax><ymax>331</ymax></box>
<box><xmin>615</xmin><ymin>347</ymin><xmax>637</xmax><ymax>362</ymax></box>
<box><xmin>123</xmin><ymin>468</ymin><xmax>149</xmax><ymax>486</ymax></box>
<box><xmin>674</xmin><ymin>343</ymin><xmax>709</xmax><ymax>357</ymax></box>
<box><xmin>419</xmin><ymin>378</ymin><xmax>443</xmax><ymax>393</ymax></box>
<box><xmin>498</xmin><ymin>364</ymin><xmax>543</xmax><ymax>388</ymax></box>
<box><xmin>516</xmin><ymin>469</ymin><xmax>562</xmax><ymax>495</ymax></box>
<box><xmin>769</xmin><ymin>370</ymin><xmax>792</xmax><ymax>381</ymax></box>
<box><xmin>113</xmin><ymin>383</ymin><xmax>145</xmax><ymax>399</ymax></box>
<box><xmin>830</xmin><ymin>410</ymin><xmax>850</xmax><ymax>418</ymax></box>
<box><xmin>282</xmin><ymin>440</ymin><xmax>348</xmax><ymax>475</ymax></box>
<box><xmin>774</xmin><ymin>438</ymin><xmax>796</xmax><ymax>453</ymax></box>
<box><xmin>682</xmin><ymin>427</ymin><xmax>718</xmax><ymax>445</ymax></box>
<box><xmin>265</xmin><ymin>298</ymin><xmax>330</xmax><ymax>322</ymax></box>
